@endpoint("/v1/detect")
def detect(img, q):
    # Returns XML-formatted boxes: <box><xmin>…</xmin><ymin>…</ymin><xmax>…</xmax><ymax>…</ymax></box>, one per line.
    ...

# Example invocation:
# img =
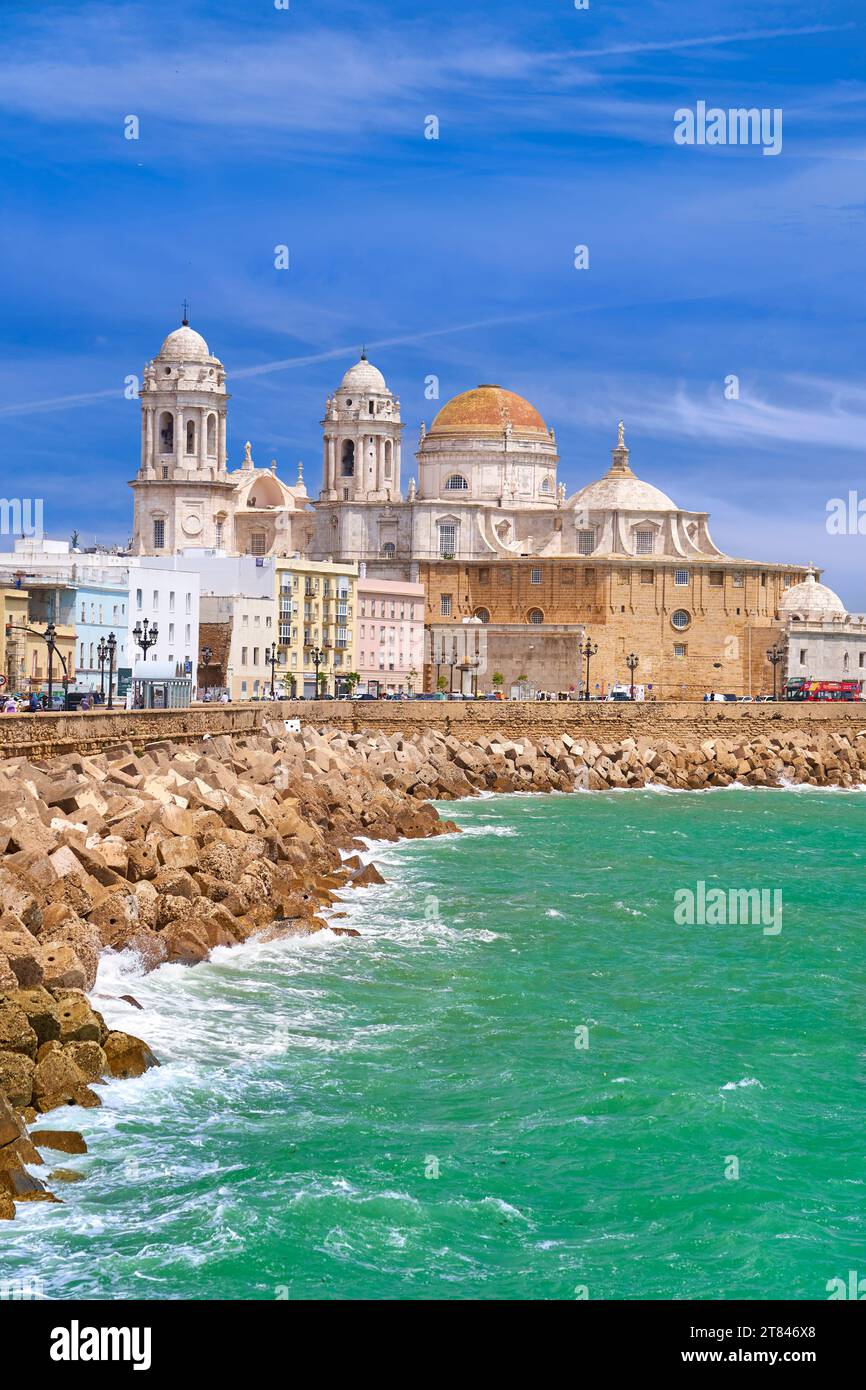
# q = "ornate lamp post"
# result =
<box><xmin>133</xmin><ymin>618</ymin><xmax>158</xmax><ymax>660</ymax></box>
<box><xmin>626</xmin><ymin>651</ymin><xmax>639</xmax><ymax>701</ymax></box>
<box><xmin>579</xmin><ymin>635</ymin><xmax>598</xmax><ymax>701</ymax></box>
<box><xmin>45</xmin><ymin>622</ymin><xmax>57</xmax><ymax>710</ymax></box>
<box><xmin>106</xmin><ymin>632</ymin><xmax>117</xmax><ymax>710</ymax></box>
<box><xmin>310</xmin><ymin>645</ymin><xmax>325</xmax><ymax>698</ymax></box>
<box><xmin>97</xmin><ymin>637</ymin><xmax>108</xmax><ymax>701</ymax></box>
<box><xmin>200</xmin><ymin>644</ymin><xmax>213</xmax><ymax>699</ymax></box>
<box><xmin>766</xmin><ymin>643</ymin><xmax>785</xmax><ymax>701</ymax></box>
<box><xmin>264</xmin><ymin>644</ymin><xmax>280</xmax><ymax>699</ymax></box>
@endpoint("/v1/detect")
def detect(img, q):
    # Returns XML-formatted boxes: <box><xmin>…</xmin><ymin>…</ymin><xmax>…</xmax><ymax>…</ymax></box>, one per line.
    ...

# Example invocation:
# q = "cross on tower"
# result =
<box><xmin>181</xmin><ymin>298</ymin><xmax>190</xmax><ymax>326</ymax></box>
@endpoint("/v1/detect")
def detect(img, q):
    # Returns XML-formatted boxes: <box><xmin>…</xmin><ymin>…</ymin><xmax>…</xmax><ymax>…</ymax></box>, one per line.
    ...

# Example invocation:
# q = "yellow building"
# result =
<box><xmin>274</xmin><ymin>557</ymin><xmax>358</xmax><ymax>697</ymax></box>
<box><xmin>1</xmin><ymin>587</ymin><xmax>29</xmax><ymax>691</ymax></box>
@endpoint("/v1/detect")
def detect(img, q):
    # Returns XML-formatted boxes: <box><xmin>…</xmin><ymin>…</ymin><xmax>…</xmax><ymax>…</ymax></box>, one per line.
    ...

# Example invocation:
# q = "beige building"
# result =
<box><xmin>274</xmin><ymin>557</ymin><xmax>358</xmax><ymax>697</ymax></box>
<box><xmin>357</xmin><ymin>576</ymin><xmax>425</xmax><ymax>694</ymax></box>
<box><xmin>1</xmin><ymin>587</ymin><xmax>29</xmax><ymax>691</ymax></box>
<box><xmin>198</xmin><ymin>593</ymin><xmax>277</xmax><ymax>700</ymax></box>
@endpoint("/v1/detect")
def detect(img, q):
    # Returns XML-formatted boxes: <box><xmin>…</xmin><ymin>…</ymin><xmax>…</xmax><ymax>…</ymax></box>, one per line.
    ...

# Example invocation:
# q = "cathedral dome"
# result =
<box><xmin>340</xmin><ymin>354</ymin><xmax>387</xmax><ymax>394</ymax></box>
<box><xmin>572</xmin><ymin>472</ymin><xmax>677</xmax><ymax>512</ymax></box>
<box><xmin>778</xmin><ymin>570</ymin><xmax>845</xmax><ymax>618</ymax></box>
<box><xmin>159</xmin><ymin>323</ymin><xmax>211</xmax><ymax>361</ymax></box>
<box><xmin>429</xmin><ymin>386</ymin><xmax>549</xmax><ymax>437</ymax></box>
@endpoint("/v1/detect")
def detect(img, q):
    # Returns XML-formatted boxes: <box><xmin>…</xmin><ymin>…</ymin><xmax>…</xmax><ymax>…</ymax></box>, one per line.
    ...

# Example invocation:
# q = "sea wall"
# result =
<box><xmin>1</xmin><ymin>698</ymin><xmax>864</xmax><ymax>759</ymax></box>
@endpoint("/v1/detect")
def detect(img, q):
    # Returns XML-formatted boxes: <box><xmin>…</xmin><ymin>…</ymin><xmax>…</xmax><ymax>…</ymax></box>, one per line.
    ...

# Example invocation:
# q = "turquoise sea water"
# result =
<box><xmin>2</xmin><ymin>787</ymin><xmax>865</xmax><ymax>1301</ymax></box>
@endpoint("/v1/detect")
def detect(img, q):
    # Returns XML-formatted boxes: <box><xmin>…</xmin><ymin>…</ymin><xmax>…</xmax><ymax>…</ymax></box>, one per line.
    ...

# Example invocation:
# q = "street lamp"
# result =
<box><xmin>626</xmin><ymin>651</ymin><xmax>639</xmax><ymax>701</ymax></box>
<box><xmin>200</xmin><ymin>644</ymin><xmax>213</xmax><ymax>700</ymax></box>
<box><xmin>45</xmin><ymin>621</ymin><xmax>56</xmax><ymax>709</ymax></box>
<box><xmin>106</xmin><ymin>632</ymin><xmax>117</xmax><ymax>710</ymax></box>
<box><xmin>133</xmin><ymin>618</ymin><xmax>158</xmax><ymax>660</ymax></box>
<box><xmin>264</xmin><ymin>644</ymin><xmax>280</xmax><ymax>699</ymax></box>
<box><xmin>766</xmin><ymin>643</ymin><xmax>785</xmax><ymax>701</ymax></box>
<box><xmin>579</xmin><ymin>636</ymin><xmax>598</xmax><ymax>701</ymax></box>
<box><xmin>97</xmin><ymin>637</ymin><xmax>108</xmax><ymax>701</ymax></box>
<box><xmin>310</xmin><ymin>644</ymin><xmax>325</xmax><ymax>698</ymax></box>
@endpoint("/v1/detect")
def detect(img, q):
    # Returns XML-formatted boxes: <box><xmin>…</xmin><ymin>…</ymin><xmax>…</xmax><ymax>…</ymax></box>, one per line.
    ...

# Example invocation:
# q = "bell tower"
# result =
<box><xmin>320</xmin><ymin>351</ymin><xmax>403</xmax><ymax>503</ymax></box>
<box><xmin>131</xmin><ymin>316</ymin><xmax>234</xmax><ymax>554</ymax></box>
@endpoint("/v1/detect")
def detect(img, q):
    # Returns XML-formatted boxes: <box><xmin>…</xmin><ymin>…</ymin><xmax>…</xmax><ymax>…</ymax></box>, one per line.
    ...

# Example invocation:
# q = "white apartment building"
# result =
<box><xmin>357</xmin><ymin>576</ymin><xmax>425</xmax><ymax>694</ymax></box>
<box><xmin>128</xmin><ymin>557</ymin><xmax>200</xmax><ymax>676</ymax></box>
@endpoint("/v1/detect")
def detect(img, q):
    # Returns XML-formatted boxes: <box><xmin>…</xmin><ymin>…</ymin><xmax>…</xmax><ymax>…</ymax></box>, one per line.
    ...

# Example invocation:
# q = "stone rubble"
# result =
<box><xmin>1</xmin><ymin>716</ymin><xmax>864</xmax><ymax>1215</ymax></box>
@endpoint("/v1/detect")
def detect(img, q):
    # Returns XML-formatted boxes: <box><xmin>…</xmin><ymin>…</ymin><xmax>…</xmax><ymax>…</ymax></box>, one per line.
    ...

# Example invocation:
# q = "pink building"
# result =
<box><xmin>357</xmin><ymin>578</ymin><xmax>425</xmax><ymax>694</ymax></box>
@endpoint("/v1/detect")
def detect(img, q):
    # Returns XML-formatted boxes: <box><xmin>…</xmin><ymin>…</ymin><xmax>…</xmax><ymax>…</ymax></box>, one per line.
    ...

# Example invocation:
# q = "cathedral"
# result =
<box><xmin>130</xmin><ymin>319</ymin><xmax>815</xmax><ymax>696</ymax></box>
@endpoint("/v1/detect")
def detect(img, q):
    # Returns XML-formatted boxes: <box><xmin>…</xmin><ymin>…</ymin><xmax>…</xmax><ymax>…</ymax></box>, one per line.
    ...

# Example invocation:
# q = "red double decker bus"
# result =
<box><xmin>786</xmin><ymin>678</ymin><xmax>863</xmax><ymax>702</ymax></box>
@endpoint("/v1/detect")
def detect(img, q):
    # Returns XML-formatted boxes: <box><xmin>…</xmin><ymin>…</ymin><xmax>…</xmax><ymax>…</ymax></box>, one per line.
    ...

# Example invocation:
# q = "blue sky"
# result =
<box><xmin>2</xmin><ymin>0</ymin><xmax>865</xmax><ymax>601</ymax></box>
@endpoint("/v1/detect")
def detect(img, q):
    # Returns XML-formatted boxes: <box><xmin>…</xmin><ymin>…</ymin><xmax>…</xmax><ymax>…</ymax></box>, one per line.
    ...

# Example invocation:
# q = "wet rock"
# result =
<box><xmin>30</xmin><ymin>1128</ymin><xmax>88</xmax><ymax>1154</ymax></box>
<box><xmin>102</xmin><ymin>1031</ymin><xmax>159</xmax><ymax>1079</ymax></box>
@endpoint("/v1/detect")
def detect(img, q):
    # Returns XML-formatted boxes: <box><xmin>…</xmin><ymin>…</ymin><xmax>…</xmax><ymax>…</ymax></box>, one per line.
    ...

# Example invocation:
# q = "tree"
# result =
<box><xmin>343</xmin><ymin>671</ymin><xmax>360</xmax><ymax>696</ymax></box>
<box><xmin>280</xmin><ymin>673</ymin><xmax>297</xmax><ymax>699</ymax></box>
<box><xmin>316</xmin><ymin>671</ymin><xmax>328</xmax><ymax>693</ymax></box>
<box><xmin>491</xmin><ymin>671</ymin><xmax>504</xmax><ymax>690</ymax></box>
<box><xmin>436</xmin><ymin>675</ymin><xmax>448</xmax><ymax>692</ymax></box>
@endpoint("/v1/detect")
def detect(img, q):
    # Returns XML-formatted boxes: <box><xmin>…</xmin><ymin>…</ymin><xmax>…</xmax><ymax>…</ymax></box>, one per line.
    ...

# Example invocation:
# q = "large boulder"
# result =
<box><xmin>0</xmin><ymin>927</ymin><xmax>44</xmax><ymax>988</ymax></box>
<box><xmin>0</xmin><ymin>1001</ymin><xmax>38</xmax><ymax>1057</ymax></box>
<box><xmin>64</xmin><ymin>1040</ymin><xmax>107</xmax><ymax>1084</ymax></box>
<box><xmin>41</xmin><ymin>943</ymin><xmax>88</xmax><ymax>992</ymax></box>
<box><xmin>5</xmin><ymin>987</ymin><xmax>60</xmax><ymax>1046</ymax></box>
<box><xmin>32</xmin><ymin>1046</ymin><xmax>87</xmax><ymax>1111</ymax></box>
<box><xmin>103</xmin><ymin>1031</ymin><xmax>159</xmax><ymax>1079</ymax></box>
<box><xmin>52</xmin><ymin>991</ymin><xmax>104</xmax><ymax>1044</ymax></box>
<box><xmin>160</xmin><ymin>920</ymin><xmax>211</xmax><ymax>965</ymax></box>
<box><xmin>0</xmin><ymin>1050</ymin><xmax>35</xmax><ymax>1108</ymax></box>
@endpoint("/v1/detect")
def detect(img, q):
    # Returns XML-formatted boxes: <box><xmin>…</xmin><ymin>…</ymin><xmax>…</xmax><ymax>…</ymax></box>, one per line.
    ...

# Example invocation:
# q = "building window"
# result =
<box><xmin>440</xmin><ymin>594</ymin><xmax>452</xmax><ymax>617</ymax></box>
<box><xmin>136</xmin><ymin>588</ymin><xmax>142</xmax><ymax>609</ymax></box>
<box><xmin>709</xmin><ymin>570</ymin><xmax>724</xmax><ymax>587</ymax></box>
<box><xmin>186</xmin><ymin>592</ymin><xmax>191</xmax><ymax>614</ymax></box>
<box><xmin>241</xmin><ymin>647</ymin><xmax>248</xmax><ymax>665</ymax></box>
<box><xmin>499</xmin><ymin>567</ymin><xmax>512</xmax><ymax>584</ymax></box>
<box><xmin>215</xmin><ymin>521</ymin><xmax>224</xmax><ymax>548</ymax></box>
<box><xmin>671</xmin><ymin>609</ymin><xmax>691</xmax><ymax>630</ymax></box>
<box><xmin>732</xmin><ymin>571</ymin><xmax>744</xmax><ymax>587</ymax></box>
<box><xmin>527</xmin><ymin>608</ymin><xmax>544</xmax><ymax>624</ymax></box>
<box><xmin>381</xmin><ymin>542</ymin><xmax>396</xmax><ymax>558</ymax></box>
<box><xmin>584</xmin><ymin>568</ymin><xmax>595</xmax><ymax>582</ymax></box>
<box><xmin>168</xmin><ymin>623</ymin><xmax>175</xmax><ymax>642</ymax></box>
<box><xmin>341</xmin><ymin>441</ymin><xmax>355</xmax><ymax>477</ymax></box>
<box><xmin>530</xmin><ymin>568</ymin><xmax>542</xmax><ymax>585</ymax></box>
<box><xmin>438</xmin><ymin>524</ymin><xmax>457</xmax><ymax>558</ymax></box>
<box><xmin>674</xmin><ymin>643</ymin><xmax>687</xmax><ymax>658</ymax></box>
<box><xmin>153</xmin><ymin>519</ymin><xmax>165</xmax><ymax>550</ymax></box>
<box><xmin>641</xmin><ymin>570</ymin><xmax>654</xmax><ymax>585</ymax></box>
<box><xmin>158</xmin><ymin>412</ymin><xmax>174</xmax><ymax>454</ymax></box>
<box><xmin>843</xmin><ymin>651</ymin><xmax>850</xmax><ymax>671</ymax></box>
<box><xmin>250</xmin><ymin>532</ymin><xmax>267</xmax><ymax>556</ymax></box>
<box><xmin>444</xmin><ymin>474</ymin><xmax>468</xmax><ymax>491</ymax></box>
<box><xmin>207</xmin><ymin>415</ymin><xmax>217</xmax><ymax>456</ymax></box>
<box><xmin>152</xmin><ymin>590</ymin><xmax>159</xmax><ymax>609</ymax></box>
<box><xmin>253</xmin><ymin>647</ymin><xmax>259</xmax><ymax>666</ymax></box>
<box><xmin>561</xmin><ymin>567</ymin><xmax>575</xmax><ymax>584</ymax></box>
<box><xmin>635</xmin><ymin>530</ymin><xmax>653</xmax><ymax>555</ymax></box>
<box><xmin>578</xmin><ymin>531</ymin><xmax>595</xmax><ymax>555</ymax></box>
<box><xmin>478</xmin><ymin>568</ymin><xmax>489</xmax><ymax>584</ymax></box>
<box><xmin>186</xmin><ymin>419</ymin><xmax>196</xmax><ymax>455</ymax></box>
<box><xmin>674</xmin><ymin>569</ymin><xmax>689</xmax><ymax>587</ymax></box>
<box><xmin>473</xmin><ymin>607</ymin><xmax>490</xmax><ymax>623</ymax></box>
<box><xmin>800</xmin><ymin>649</ymin><xmax>808</xmax><ymax>665</ymax></box>
<box><xmin>540</xmin><ymin>477</ymin><xmax>552</xmax><ymax>494</ymax></box>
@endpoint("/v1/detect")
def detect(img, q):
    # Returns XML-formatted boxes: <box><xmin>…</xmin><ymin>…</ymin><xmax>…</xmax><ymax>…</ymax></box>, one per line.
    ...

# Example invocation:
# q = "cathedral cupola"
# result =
<box><xmin>320</xmin><ymin>351</ymin><xmax>403</xmax><ymax>503</ymax></box>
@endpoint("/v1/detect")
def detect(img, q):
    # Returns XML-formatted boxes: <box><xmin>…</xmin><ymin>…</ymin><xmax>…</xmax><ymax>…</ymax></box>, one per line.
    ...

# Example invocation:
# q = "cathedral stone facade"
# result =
<box><xmin>130</xmin><ymin>321</ymin><xmax>816</xmax><ymax>696</ymax></box>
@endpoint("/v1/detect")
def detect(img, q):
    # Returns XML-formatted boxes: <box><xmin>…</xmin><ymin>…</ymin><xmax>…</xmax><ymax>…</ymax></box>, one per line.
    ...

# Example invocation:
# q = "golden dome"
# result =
<box><xmin>429</xmin><ymin>385</ymin><xmax>548</xmax><ymax>437</ymax></box>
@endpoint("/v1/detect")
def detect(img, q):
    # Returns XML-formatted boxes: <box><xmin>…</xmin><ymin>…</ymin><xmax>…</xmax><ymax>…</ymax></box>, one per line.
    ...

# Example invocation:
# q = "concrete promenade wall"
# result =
<box><xmin>1</xmin><ymin>699</ymin><xmax>865</xmax><ymax>759</ymax></box>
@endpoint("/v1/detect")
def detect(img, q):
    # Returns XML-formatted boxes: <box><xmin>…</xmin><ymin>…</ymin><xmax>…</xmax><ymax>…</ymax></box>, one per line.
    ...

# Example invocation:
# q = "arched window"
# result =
<box><xmin>206</xmin><ymin>414</ymin><xmax>217</xmax><ymax>456</ymax></box>
<box><xmin>844</xmin><ymin>651</ymin><xmax>850</xmax><ymax>671</ymax></box>
<box><xmin>671</xmin><ymin>609</ymin><xmax>691</xmax><ymax>630</ymax></box>
<box><xmin>384</xmin><ymin>440</ymin><xmax>393</xmax><ymax>479</ymax></box>
<box><xmin>341</xmin><ymin>441</ymin><xmax>355</xmax><ymax>477</ymax></box>
<box><xmin>381</xmin><ymin>542</ymin><xmax>396</xmax><ymax>558</ymax></box>
<box><xmin>473</xmin><ymin>607</ymin><xmax>490</xmax><ymax>623</ymax></box>
<box><xmin>540</xmin><ymin>477</ymin><xmax>552</xmax><ymax>494</ymax></box>
<box><xmin>186</xmin><ymin>419</ymin><xmax>196</xmax><ymax>455</ymax></box>
<box><xmin>159</xmin><ymin>412</ymin><xmax>174</xmax><ymax>454</ymax></box>
<box><xmin>444</xmin><ymin>474</ymin><xmax>468</xmax><ymax>492</ymax></box>
<box><xmin>527</xmin><ymin>608</ymin><xmax>544</xmax><ymax>625</ymax></box>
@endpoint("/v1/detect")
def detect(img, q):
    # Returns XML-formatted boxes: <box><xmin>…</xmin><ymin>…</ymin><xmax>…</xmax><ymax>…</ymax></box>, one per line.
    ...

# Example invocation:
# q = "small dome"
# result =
<box><xmin>429</xmin><ymin>385</ymin><xmax>548</xmax><ymax>437</ymax></box>
<box><xmin>572</xmin><ymin>472</ymin><xmax>677</xmax><ymax>512</ymax></box>
<box><xmin>159</xmin><ymin>323</ymin><xmax>211</xmax><ymax>361</ymax></box>
<box><xmin>340</xmin><ymin>354</ymin><xmax>387</xmax><ymax>394</ymax></box>
<box><xmin>779</xmin><ymin>570</ymin><xmax>845</xmax><ymax>617</ymax></box>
